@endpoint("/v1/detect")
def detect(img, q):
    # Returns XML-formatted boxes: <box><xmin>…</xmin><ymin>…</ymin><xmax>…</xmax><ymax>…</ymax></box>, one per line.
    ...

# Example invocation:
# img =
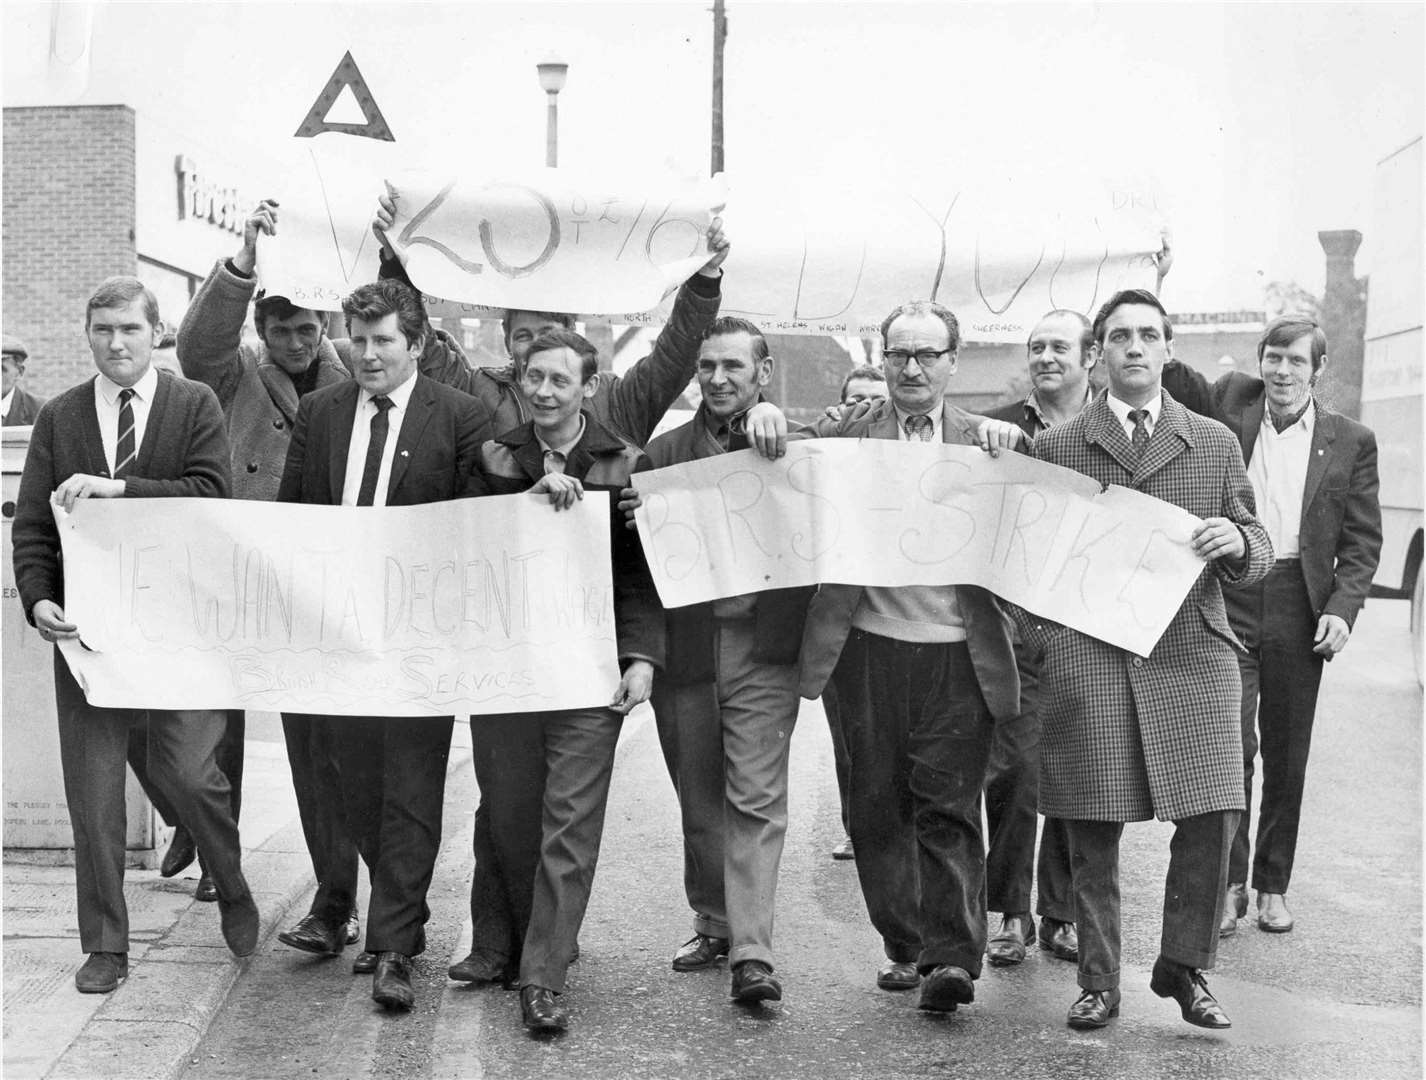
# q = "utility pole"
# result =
<box><xmin>711</xmin><ymin>0</ymin><xmax>726</xmax><ymax>175</ymax></box>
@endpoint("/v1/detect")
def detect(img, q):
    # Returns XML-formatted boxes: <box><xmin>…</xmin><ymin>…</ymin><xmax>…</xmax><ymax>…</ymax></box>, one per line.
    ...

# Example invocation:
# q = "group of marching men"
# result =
<box><xmin>11</xmin><ymin>192</ymin><xmax>1380</xmax><ymax>1036</ymax></box>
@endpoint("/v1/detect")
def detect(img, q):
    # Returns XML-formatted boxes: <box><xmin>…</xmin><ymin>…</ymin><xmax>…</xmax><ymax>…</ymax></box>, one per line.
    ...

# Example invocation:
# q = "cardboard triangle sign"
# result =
<box><xmin>294</xmin><ymin>51</ymin><xmax>395</xmax><ymax>141</ymax></box>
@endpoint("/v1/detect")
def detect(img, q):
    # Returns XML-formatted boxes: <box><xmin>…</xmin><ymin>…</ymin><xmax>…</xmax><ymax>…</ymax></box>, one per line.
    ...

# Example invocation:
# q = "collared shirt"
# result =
<box><xmin>1247</xmin><ymin>398</ymin><xmax>1315</xmax><ymax>558</ymax></box>
<box><xmin>1105</xmin><ymin>391</ymin><xmax>1162</xmax><ymax>443</ymax></box>
<box><xmin>1020</xmin><ymin>386</ymin><xmax>1095</xmax><ymax>436</ymax></box>
<box><xmin>535</xmin><ymin>414</ymin><xmax>586</xmax><ymax>474</ymax></box>
<box><xmin>893</xmin><ymin>404</ymin><xmax>943</xmax><ymax>443</ymax></box>
<box><xmin>94</xmin><ymin>365</ymin><xmax>159</xmax><ymax>474</ymax></box>
<box><xmin>341</xmin><ymin>370</ymin><xmax>419</xmax><ymax>507</ymax></box>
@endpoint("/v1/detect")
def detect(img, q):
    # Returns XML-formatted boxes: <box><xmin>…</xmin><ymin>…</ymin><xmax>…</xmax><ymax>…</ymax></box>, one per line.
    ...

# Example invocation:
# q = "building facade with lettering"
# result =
<box><xmin>3</xmin><ymin>104</ymin><xmax>265</xmax><ymax>400</ymax></box>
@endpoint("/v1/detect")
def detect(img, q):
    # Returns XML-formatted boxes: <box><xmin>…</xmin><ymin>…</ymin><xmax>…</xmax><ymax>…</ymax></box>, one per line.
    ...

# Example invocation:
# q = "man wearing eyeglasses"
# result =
<box><xmin>748</xmin><ymin>300</ymin><xmax>1020</xmax><ymax>1015</ymax></box>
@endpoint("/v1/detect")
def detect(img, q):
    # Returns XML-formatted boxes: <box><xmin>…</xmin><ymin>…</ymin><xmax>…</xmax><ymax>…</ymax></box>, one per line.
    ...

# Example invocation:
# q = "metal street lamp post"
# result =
<box><xmin>536</xmin><ymin>57</ymin><xmax>568</xmax><ymax>168</ymax></box>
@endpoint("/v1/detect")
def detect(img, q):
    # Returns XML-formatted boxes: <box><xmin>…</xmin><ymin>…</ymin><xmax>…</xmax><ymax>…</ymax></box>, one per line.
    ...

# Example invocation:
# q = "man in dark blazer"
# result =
<box><xmin>3</xmin><ymin>335</ymin><xmax>46</xmax><ymax>426</ymax></box>
<box><xmin>787</xmin><ymin>301</ymin><xmax>1021</xmax><ymax>1015</ymax></box>
<box><xmin>1211</xmin><ymin>316</ymin><xmax>1381</xmax><ymax>936</ymax></box>
<box><xmin>11</xmin><ymin>276</ymin><xmax>258</xmax><ymax>994</ymax></box>
<box><xmin>1018</xmin><ymin>288</ymin><xmax>1273</xmax><ymax>1031</ymax></box>
<box><xmin>277</xmin><ymin>278</ymin><xmax>486</xmax><ymax>1010</ymax></box>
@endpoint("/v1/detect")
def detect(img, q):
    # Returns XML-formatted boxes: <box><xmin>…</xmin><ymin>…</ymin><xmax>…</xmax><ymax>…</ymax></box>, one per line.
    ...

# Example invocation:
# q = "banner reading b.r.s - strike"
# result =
<box><xmin>55</xmin><ymin>494</ymin><xmax>621</xmax><ymax>716</ymax></box>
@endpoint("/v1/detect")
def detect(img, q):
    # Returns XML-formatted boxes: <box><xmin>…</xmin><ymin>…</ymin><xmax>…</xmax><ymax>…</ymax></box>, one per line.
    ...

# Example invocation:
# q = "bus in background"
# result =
<box><xmin>1361</xmin><ymin>135</ymin><xmax>1423</xmax><ymax>681</ymax></box>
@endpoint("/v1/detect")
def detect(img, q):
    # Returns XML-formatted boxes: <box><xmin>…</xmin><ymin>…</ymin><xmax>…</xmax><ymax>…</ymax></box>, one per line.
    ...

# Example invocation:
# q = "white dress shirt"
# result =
<box><xmin>1246</xmin><ymin>399</ymin><xmax>1315</xmax><ymax>559</ymax></box>
<box><xmin>1105</xmin><ymin>391</ymin><xmax>1162</xmax><ymax>442</ymax></box>
<box><xmin>1</xmin><ymin>387</ymin><xmax>14</xmax><ymax>419</ymax></box>
<box><xmin>341</xmin><ymin>371</ymin><xmax>419</xmax><ymax>507</ymax></box>
<box><xmin>94</xmin><ymin>365</ymin><xmax>159</xmax><ymax>474</ymax></box>
<box><xmin>893</xmin><ymin>404</ymin><xmax>944</xmax><ymax>442</ymax></box>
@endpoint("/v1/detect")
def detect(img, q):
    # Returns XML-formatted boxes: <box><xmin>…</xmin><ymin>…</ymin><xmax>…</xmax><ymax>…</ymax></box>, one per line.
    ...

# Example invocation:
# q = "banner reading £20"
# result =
<box><xmin>56</xmin><ymin>494</ymin><xmax>622</xmax><ymax>716</ymax></box>
<box><xmin>633</xmin><ymin>442</ymin><xmax>1205</xmax><ymax>656</ymax></box>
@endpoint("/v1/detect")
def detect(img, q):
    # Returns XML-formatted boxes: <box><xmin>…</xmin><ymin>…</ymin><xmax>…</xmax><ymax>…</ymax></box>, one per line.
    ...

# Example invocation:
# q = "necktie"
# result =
<box><xmin>1128</xmin><ymin>408</ymin><xmax>1150</xmax><ymax>459</ymax></box>
<box><xmin>904</xmin><ymin>414</ymin><xmax>933</xmax><ymax>442</ymax></box>
<box><xmin>543</xmin><ymin>449</ymin><xmax>567</xmax><ymax>475</ymax></box>
<box><xmin>356</xmin><ymin>395</ymin><xmax>394</xmax><ymax>506</ymax></box>
<box><xmin>115</xmin><ymin>388</ymin><xmax>137</xmax><ymax>477</ymax></box>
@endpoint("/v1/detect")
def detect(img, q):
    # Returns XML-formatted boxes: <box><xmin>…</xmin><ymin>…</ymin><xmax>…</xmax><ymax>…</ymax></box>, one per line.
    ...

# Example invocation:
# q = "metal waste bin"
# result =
<box><xmin>3</xmin><ymin>424</ymin><xmax>159</xmax><ymax>866</ymax></box>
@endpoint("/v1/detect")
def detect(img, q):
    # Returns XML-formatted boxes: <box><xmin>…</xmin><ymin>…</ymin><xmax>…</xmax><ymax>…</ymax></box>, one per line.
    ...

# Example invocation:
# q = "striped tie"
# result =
<box><xmin>115</xmin><ymin>388</ymin><xmax>137</xmax><ymax>477</ymax></box>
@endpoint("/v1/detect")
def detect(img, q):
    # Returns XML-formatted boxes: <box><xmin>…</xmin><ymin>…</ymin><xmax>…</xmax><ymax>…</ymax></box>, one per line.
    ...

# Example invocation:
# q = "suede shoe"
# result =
<box><xmin>831</xmin><ymin>836</ymin><xmax>855</xmax><ymax>860</ymax></box>
<box><xmin>448</xmin><ymin>950</ymin><xmax>511</xmax><ymax>984</ymax></box>
<box><xmin>1067</xmin><ymin>988</ymin><xmax>1121</xmax><ymax>1029</ymax></box>
<box><xmin>1037</xmin><ymin>916</ymin><xmax>1079</xmax><ymax>961</ymax></box>
<box><xmin>987</xmin><ymin>913</ymin><xmax>1034</xmax><ymax>966</ymax></box>
<box><xmin>159</xmin><ymin>826</ymin><xmax>197</xmax><ymax>878</ymax></box>
<box><xmin>1150</xmin><ymin>957</ymin><xmax>1231</xmax><ymax>1029</ymax></box>
<box><xmin>352</xmin><ymin>950</ymin><xmax>379</xmax><ymax>975</ymax></box>
<box><xmin>730</xmin><ymin>960</ymin><xmax>782</xmax><ymax>1003</ymax></box>
<box><xmin>372</xmin><ymin>952</ymin><xmax>415</xmax><ymax>1010</ymax></box>
<box><xmin>1220</xmin><ymin>882</ymin><xmax>1249</xmax><ymax>937</ymax></box>
<box><xmin>876</xmin><ymin>959</ymin><xmax>920</xmax><ymax>991</ymax></box>
<box><xmin>671</xmin><ymin>933</ymin><xmax>730</xmax><ymax>971</ymax></box>
<box><xmin>521</xmin><ymin>985</ymin><xmax>568</xmax><ymax>1033</ymax></box>
<box><xmin>343</xmin><ymin>908</ymin><xmax>361</xmax><ymax>946</ymax></box>
<box><xmin>218</xmin><ymin>891</ymin><xmax>260</xmax><ymax>957</ymax></box>
<box><xmin>278</xmin><ymin>913</ymin><xmax>345</xmax><ymax>956</ymax></box>
<box><xmin>917</xmin><ymin>965</ymin><xmax>974</xmax><ymax>1012</ymax></box>
<box><xmin>75</xmin><ymin>952</ymin><xmax>128</xmax><ymax>994</ymax></box>
<box><xmin>1256</xmin><ymin>891</ymin><xmax>1294</xmax><ymax>933</ymax></box>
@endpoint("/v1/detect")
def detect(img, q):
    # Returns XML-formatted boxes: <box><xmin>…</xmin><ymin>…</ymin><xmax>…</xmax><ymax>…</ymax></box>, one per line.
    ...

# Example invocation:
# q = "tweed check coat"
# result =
<box><xmin>1019</xmin><ymin>391</ymin><xmax>1273</xmax><ymax>822</ymax></box>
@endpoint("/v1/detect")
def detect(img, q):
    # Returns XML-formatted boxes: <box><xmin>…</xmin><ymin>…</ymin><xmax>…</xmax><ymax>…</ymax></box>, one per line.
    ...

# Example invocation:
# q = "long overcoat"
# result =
<box><xmin>1020</xmin><ymin>391</ymin><xmax>1273</xmax><ymax>822</ymax></box>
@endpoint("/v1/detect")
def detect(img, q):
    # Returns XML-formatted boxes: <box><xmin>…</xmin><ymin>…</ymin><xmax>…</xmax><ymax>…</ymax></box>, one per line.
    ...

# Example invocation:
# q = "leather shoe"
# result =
<box><xmin>1220</xmin><ymin>882</ymin><xmax>1249</xmax><ymax>937</ymax></box>
<box><xmin>986</xmin><ymin>912</ymin><xmax>1034</xmax><ymax>966</ymax></box>
<box><xmin>1257</xmin><ymin>891</ymin><xmax>1294</xmax><ymax>933</ymax></box>
<box><xmin>831</xmin><ymin>836</ymin><xmax>855</xmax><ymax>860</ymax></box>
<box><xmin>218</xmin><ymin>891</ymin><xmax>260</xmax><ymax>957</ymax></box>
<box><xmin>671</xmin><ymin>933</ymin><xmax>729</xmax><ymax>971</ymax></box>
<box><xmin>1150</xmin><ymin>957</ymin><xmax>1231</xmax><ymax>1029</ymax></box>
<box><xmin>75</xmin><ymin>952</ymin><xmax>128</xmax><ymax>994</ymax></box>
<box><xmin>372</xmin><ymin>952</ymin><xmax>415</xmax><ymax>1010</ymax></box>
<box><xmin>344</xmin><ymin>908</ymin><xmax>361</xmax><ymax>946</ymax></box>
<box><xmin>1067</xmin><ymin>988</ymin><xmax>1121</xmax><ymax>1029</ymax></box>
<box><xmin>352</xmin><ymin>950</ymin><xmax>378</xmax><ymax>975</ymax></box>
<box><xmin>876</xmin><ymin>959</ymin><xmax>920</xmax><ymax>990</ymax></box>
<box><xmin>159</xmin><ymin>826</ymin><xmax>197</xmax><ymax>879</ymax></box>
<box><xmin>730</xmin><ymin>960</ymin><xmax>782</xmax><ymax>1003</ymax></box>
<box><xmin>521</xmin><ymin>985</ymin><xmax>568</xmax><ymax>1032</ymax></box>
<box><xmin>194</xmin><ymin>874</ymin><xmax>218</xmax><ymax>903</ymax></box>
<box><xmin>1037</xmin><ymin>916</ymin><xmax>1079</xmax><ymax>961</ymax></box>
<box><xmin>917</xmin><ymin>965</ymin><xmax>974</xmax><ymax>1012</ymax></box>
<box><xmin>448</xmin><ymin>950</ymin><xmax>512</xmax><ymax>984</ymax></box>
<box><xmin>278</xmin><ymin>913</ymin><xmax>345</xmax><ymax>956</ymax></box>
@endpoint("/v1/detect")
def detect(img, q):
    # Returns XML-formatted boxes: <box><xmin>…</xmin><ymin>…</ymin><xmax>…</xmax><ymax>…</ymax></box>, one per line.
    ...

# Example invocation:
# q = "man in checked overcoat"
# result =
<box><xmin>1015</xmin><ymin>289</ymin><xmax>1273</xmax><ymax>1033</ymax></box>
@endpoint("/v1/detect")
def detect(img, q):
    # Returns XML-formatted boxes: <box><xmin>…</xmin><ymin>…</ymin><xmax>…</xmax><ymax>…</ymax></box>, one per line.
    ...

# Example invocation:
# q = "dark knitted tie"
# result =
<box><xmin>904</xmin><ymin>414</ymin><xmax>933</xmax><ymax>442</ymax></box>
<box><xmin>1128</xmin><ymin>408</ymin><xmax>1150</xmax><ymax>459</ymax></box>
<box><xmin>115</xmin><ymin>388</ymin><xmax>137</xmax><ymax>477</ymax></box>
<box><xmin>356</xmin><ymin>395</ymin><xmax>394</xmax><ymax>506</ymax></box>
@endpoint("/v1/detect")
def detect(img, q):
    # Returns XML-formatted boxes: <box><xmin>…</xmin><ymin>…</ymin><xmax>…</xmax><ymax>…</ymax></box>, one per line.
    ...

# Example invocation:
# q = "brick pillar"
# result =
<box><xmin>1317</xmin><ymin>229</ymin><xmax>1368</xmax><ymax>419</ymax></box>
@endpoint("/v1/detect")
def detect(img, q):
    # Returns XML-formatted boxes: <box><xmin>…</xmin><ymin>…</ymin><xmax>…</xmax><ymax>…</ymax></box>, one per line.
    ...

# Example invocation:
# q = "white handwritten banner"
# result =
<box><xmin>633</xmin><ymin>442</ymin><xmax>1204</xmax><ymax>656</ymax></box>
<box><xmin>55</xmin><ymin>493</ymin><xmax>622</xmax><ymax>716</ymax></box>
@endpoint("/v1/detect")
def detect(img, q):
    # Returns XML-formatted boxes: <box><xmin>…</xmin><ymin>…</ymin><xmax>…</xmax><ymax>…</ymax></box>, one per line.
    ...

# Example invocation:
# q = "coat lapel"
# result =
<box><xmin>80</xmin><ymin>378</ymin><xmax>109</xmax><ymax>477</ymax></box>
<box><xmin>1082</xmin><ymin>396</ymin><xmax>1139</xmax><ymax>476</ymax></box>
<box><xmin>869</xmin><ymin>400</ymin><xmax>902</xmax><ymax>441</ymax></box>
<box><xmin>1132</xmin><ymin>393</ymin><xmax>1194</xmax><ymax>486</ymax></box>
<box><xmin>259</xmin><ymin>364</ymin><xmax>301</xmax><ymax>426</ymax></box>
<box><xmin>386</xmin><ymin>377</ymin><xmax>435</xmax><ymax>500</ymax></box>
<box><xmin>939</xmin><ymin>401</ymin><xmax>979</xmax><ymax>446</ymax></box>
<box><xmin>132</xmin><ymin>372</ymin><xmax>171</xmax><ymax>475</ymax></box>
<box><xmin>328</xmin><ymin>382</ymin><xmax>360</xmax><ymax>497</ymax></box>
<box><xmin>1300</xmin><ymin>402</ymin><xmax>1336</xmax><ymax>524</ymax></box>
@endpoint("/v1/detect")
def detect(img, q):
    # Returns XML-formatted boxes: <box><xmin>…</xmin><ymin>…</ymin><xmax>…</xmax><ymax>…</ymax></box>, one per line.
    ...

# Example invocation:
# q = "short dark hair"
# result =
<box><xmin>525</xmin><ymin>328</ymin><xmax>599</xmax><ymax>382</ymax></box>
<box><xmin>1030</xmin><ymin>309</ymin><xmax>1095</xmax><ymax>364</ymax></box>
<box><xmin>1091</xmin><ymin>289</ymin><xmax>1172</xmax><ymax>346</ymax></box>
<box><xmin>1258</xmin><ymin>315</ymin><xmax>1328</xmax><ymax>372</ymax></box>
<box><xmin>702</xmin><ymin>316</ymin><xmax>770</xmax><ymax>363</ymax></box>
<box><xmin>254</xmin><ymin>293</ymin><xmax>322</xmax><ymax>338</ymax></box>
<box><xmin>85</xmin><ymin>277</ymin><xmax>160</xmax><ymax>330</ymax></box>
<box><xmin>342</xmin><ymin>280</ymin><xmax>427</xmax><ymax>349</ymax></box>
<box><xmin>840</xmin><ymin>364</ymin><xmax>886</xmax><ymax>402</ymax></box>
<box><xmin>501</xmin><ymin>308</ymin><xmax>576</xmax><ymax>350</ymax></box>
<box><xmin>879</xmin><ymin>301</ymin><xmax>960</xmax><ymax>351</ymax></box>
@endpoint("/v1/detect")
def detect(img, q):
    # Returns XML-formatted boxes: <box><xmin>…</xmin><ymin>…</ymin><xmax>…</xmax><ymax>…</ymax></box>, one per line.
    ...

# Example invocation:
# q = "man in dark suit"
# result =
<box><xmin>1019</xmin><ymin>288</ymin><xmax>1273</xmax><ymax>1031</ymax></box>
<box><xmin>784</xmin><ymin>301</ymin><xmax>1022</xmax><ymax>1015</ymax></box>
<box><xmin>1211</xmin><ymin>316</ymin><xmax>1381</xmax><ymax>936</ymax></box>
<box><xmin>11</xmin><ymin>276</ymin><xmax>258</xmax><ymax>994</ymax></box>
<box><xmin>277</xmin><ymin>278</ymin><xmax>486</xmax><ymax>1010</ymax></box>
<box><xmin>3</xmin><ymin>335</ymin><xmax>46</xmax><ymax>426</ymax></box>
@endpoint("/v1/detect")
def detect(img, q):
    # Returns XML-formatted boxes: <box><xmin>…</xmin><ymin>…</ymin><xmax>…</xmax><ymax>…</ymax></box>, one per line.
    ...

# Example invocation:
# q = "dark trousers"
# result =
<box><xmin>820</xmin><ymin>685</ymin><xmax>852</xmax><ymax>834</ymax></box>
<box><xmin>983</xmin><ymin>649</ymin><xmax>1073</xmax><ymax>921</ymax></box>
<box><xmin>281</xmin><ymin>713</ymin><xmax>361</xmax><ymax>926</ymax></box>
<box><xmin>54</xmin><ymin>652</ymin><xmax>247</xmax><ymax>953</ymax></box>
<box><xmin>1224</xmin><ymin>561</ymin><xmax>1325</xmax><ymax>893</ymax></box>
<box><xmin>334</xmin><ymin>716</ymin><xmax>453</xmax><ymax>956</ymax></box>
<box><xmin>828</xmin><ymin>629</ymin><xmax>994</xmax><ymax>977</ymax></box>
<box><xmin>653</xmin><ymin>618</ymin><xmax>800</xmax><ymax>968</ymax></box>
<box><xmin>128</xmin><ymin>709</ymin><xmax>245</xmax><ymax>866</ymax></box>
<box><xmin>468</xmin><ymin>707</ymin><xmax>622</xmax><ymax>993</ymax></box>
<box><xmin>1066</xmin><ymin>810</ymin><xmax>1238</xmax><ymax>991</ymax></box>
